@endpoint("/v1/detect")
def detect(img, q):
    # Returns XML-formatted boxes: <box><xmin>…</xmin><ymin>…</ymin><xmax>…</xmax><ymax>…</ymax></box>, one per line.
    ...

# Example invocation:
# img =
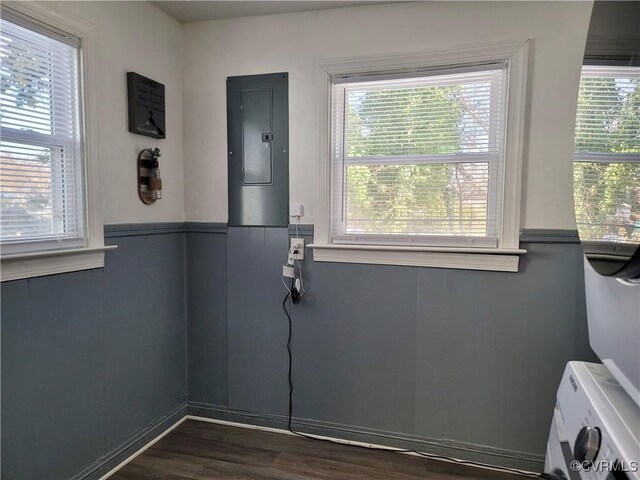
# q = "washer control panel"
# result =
<box><xmin>555</xmin><ymin>362</ymin><xmax>639</xmax><ymax>479</ymax></box>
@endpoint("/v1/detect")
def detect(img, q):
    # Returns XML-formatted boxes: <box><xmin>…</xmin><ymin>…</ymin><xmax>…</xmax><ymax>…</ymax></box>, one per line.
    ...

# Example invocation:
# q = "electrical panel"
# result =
<box><xmin>227</xmin><ymin>72</ymin><xmax>289</xmax><ymax>226</ymax></box>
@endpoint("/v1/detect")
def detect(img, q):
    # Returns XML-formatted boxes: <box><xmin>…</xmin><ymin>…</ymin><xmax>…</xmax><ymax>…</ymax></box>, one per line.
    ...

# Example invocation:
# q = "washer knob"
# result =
<box><xmin>545</xmin><ymin>469</ymin><xmax>568</xmax><ymax>480</ymax></box>
<box><xmin>574</xmin><ymin>426</ymin><xmax>601</xmax><ymax>465</ymax></box>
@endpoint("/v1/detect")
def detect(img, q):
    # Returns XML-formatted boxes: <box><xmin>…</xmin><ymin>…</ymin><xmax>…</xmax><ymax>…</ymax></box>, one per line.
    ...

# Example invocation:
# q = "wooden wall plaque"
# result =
<box><xmin>127</xmin><ymin>72</ymin><xmax>166</xmax><ymax>139</ymax></box>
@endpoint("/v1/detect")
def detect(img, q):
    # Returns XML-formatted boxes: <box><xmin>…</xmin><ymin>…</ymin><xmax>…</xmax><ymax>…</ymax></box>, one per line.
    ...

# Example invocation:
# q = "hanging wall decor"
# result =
<box><xmin>127</xmin><ymin>72</ymin><xmax>166</xmax><ymax>139</ymax></box>
<box><xmin>138</xmin><ymin>148</ymin><xmax>163</xmax><ymax>205</ymax></box>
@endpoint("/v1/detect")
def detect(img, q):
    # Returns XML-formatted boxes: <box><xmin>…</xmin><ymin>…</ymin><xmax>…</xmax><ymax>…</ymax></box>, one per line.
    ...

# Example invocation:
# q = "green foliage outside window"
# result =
<box><xmin>342</xmin><ymin>83</ymin><xmax>491</xmax><ymax>236</ymax></box>
<box><xmin>573</xmin><ymin>76</ymin><xmax>640</xmax><ymax>243</ymax></box>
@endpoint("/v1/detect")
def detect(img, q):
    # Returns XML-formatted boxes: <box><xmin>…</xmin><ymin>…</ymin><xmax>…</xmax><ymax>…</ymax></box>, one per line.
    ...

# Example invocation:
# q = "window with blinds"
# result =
<box><xmin>330</xmin><ymin>65</ymin><xmax>507</xmax><ymax>247</ymax></box>
<box><xmin>574</xmin><ymin>65</ymin><xmax>640</xmax><ymax>245</ymax></box>
<box><xmin>0</xmin><ymin>15</ymin><xmax>84</xmax><ymax>255</ymax></box>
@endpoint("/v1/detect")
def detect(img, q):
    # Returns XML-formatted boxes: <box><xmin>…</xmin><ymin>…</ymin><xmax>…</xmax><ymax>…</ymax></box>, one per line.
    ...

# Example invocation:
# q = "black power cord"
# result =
<box><xmin>282</xmin><ymin>293</ymin><xmax>542</xmax><ymax>478</ymax></box>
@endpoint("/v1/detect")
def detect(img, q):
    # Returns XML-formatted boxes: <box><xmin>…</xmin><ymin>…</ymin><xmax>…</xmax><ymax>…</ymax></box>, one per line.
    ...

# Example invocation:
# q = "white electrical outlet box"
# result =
<box><xmin>290</xmin><ymin>204</ymin><xmax>304</xmax><ymax>218</ymax></box>
<box><xmin>290</xmin><ymin>238</ymin><xmax>304</xmax><ymax>260</ymax></box>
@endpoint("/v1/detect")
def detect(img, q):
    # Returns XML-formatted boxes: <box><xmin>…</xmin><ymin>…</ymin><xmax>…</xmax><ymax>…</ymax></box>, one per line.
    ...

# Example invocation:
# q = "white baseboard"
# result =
<box><xmin>185</xmin><ymin>415</ymin><xmax>537</xmax><ymax>477</ymax></box>
<box><xmin>95</xmin><ymin>414</ymin><xmax>537</xmax><ymax>479</ymax></box>
<box><xmin>96</xmin><ymin>416</ymin><xmax>188</xmax><ymax>480</ymax></box>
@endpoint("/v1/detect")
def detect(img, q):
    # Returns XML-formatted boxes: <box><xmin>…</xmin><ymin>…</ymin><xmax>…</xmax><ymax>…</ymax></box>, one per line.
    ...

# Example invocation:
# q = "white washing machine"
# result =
<box><xmin>545</xmin><ymin>362</ymin><xmax>639</xmax><ymax>480</ymax></box>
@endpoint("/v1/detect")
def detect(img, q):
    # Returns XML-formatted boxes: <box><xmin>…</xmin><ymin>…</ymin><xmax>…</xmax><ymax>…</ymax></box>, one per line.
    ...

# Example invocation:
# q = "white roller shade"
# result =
<box><xmin>574</xmin><ymin>65</ymin><xmax>640</xmax><ymax>245</ymax></box>
<box><xmin>0</xmin><ymin>16</ymin><xmax>84</xmax><ymax>253</ymax></box>
<box><xmin>331</xmin><ymin>66</ymin><xmax>506</xmax><ymax>246</ymax></box>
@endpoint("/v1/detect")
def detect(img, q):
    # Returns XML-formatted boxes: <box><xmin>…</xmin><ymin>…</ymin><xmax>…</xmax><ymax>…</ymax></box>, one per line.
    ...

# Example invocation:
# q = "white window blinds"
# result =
<box><xmin>0</xmin><ymin>15</ymin><xmax>84</xmax><ymax>253</ymax></box>
<box><xmin>574</xmin><ymin>65</ymin><xmax>640</xmax><ymax>245</ymax></box>
<box><xmin>331</xmin><ymin>65</ymin><xmax>507</xmax><ymax>247</ymax></box>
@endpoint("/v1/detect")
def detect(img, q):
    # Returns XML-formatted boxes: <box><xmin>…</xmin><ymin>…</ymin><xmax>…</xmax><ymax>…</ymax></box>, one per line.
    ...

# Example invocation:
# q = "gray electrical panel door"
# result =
<box><xmin>227</xmin><ymin>73</ymin><xmax>289</xmax><ymax>226</ymax></box>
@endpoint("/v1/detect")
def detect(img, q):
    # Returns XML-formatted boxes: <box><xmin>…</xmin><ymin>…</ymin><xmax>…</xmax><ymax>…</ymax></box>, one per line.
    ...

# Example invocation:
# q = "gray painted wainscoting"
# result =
<box><xmin>186</xmin><ymin>226</ymin><xmax>228</xmax><ymax>405</ymax></box>
<box><xmin>186</xmin><ymin>225</ymin><xmax>598</xmax><ymax>472</ymax></box>
<box><xmin>1</xmin><ymin>228</ymin><xmax>187</xmax><ymax>480</ymax></box>
<box><xmin>1</xmin><ymin>223</ymin><xmax>597</xmax><ymax>478</ymax></box>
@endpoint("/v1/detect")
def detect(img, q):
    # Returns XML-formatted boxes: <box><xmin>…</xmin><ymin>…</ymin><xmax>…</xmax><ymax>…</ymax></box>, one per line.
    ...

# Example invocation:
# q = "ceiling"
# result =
<box><xmin>151</xmin><ymin>1</ymin><xmax>391</xmax><ymax>23</ymax></box>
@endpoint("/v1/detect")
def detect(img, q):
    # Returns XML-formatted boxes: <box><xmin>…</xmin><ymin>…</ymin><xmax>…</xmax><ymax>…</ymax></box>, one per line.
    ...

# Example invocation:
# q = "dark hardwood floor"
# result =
<box><xmin>109</xmin><ymin>420</ymin><xmax>526</xmax><ymax>480</ymax></box>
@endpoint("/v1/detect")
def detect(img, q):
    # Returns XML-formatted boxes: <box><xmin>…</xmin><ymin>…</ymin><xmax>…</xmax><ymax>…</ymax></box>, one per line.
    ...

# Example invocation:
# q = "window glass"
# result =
<box><xmin>331</xmin><ymin>66</ymin><xmax>506</xmax><ymax>246</ymax></box>
<box><xmin>0</xmin><ymin>17</ymin><xmax>84</xmax><ymax>253</ymax></box>
<box><xmin>573</xmin><ymin>65</ymin><xmax>640</xmax><ymax>245</ymax></box>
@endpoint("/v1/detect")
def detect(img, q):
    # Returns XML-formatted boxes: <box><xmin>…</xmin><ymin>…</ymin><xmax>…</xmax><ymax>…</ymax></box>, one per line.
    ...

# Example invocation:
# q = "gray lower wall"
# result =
<box><xmin>1</xmin><ymin>229</ymin><xmax>187</xmax><ymax>480</ymax></box>
<box><xmin>187</xmin><ymin>225</ymin><xmax>598</xmax><ymax>472</ymax></box>
<box><xmin>186</xmin><ymin>229</ymin><xmax>228</xmax><ymax>405</ymax></box>
<box><xmin>1</xmin><ymin>223</ymin><xmax>597</xmax><ymax>477</ymax></box>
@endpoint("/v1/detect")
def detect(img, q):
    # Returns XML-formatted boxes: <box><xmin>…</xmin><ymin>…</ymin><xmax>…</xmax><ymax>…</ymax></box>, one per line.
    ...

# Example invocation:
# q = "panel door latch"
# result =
<box><xmin>262</xmin><ymin>132</ymin><xmax>273</xmax><ymax>142</ymax></box>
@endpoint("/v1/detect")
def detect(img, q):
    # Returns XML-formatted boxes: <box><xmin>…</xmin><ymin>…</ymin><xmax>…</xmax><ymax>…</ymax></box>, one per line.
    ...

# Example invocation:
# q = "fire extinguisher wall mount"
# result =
<box><xmin>137</xmin><ymin>148</ymin><xmax>163</xmax><ymax>205</ymax></box>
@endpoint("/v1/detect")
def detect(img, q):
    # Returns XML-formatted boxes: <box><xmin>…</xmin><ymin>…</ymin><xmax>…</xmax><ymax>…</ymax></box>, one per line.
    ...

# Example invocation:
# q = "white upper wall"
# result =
<box><xmin>182</xmin><ymin>1</ymin><xmax>593</xmax><ymax>229</ymax></box>
<box><xmin>56</xmin><ymin>1</ymin><xmax>184</xmax><ymax>224</ymax></box>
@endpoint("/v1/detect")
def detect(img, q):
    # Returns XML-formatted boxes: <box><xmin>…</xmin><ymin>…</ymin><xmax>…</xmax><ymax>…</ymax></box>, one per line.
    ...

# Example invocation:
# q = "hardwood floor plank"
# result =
<box><xmin>108</xmin><ymin>420</ymin><xmax>527</xmax><ymax>480</ymax></box>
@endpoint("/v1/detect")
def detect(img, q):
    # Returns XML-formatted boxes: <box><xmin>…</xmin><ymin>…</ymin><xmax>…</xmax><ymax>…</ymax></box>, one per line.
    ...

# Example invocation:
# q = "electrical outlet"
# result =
<box><xmin>290</xmin><ymin>238</ymin><xmax>304</xmax><ymax>260</ymax></box>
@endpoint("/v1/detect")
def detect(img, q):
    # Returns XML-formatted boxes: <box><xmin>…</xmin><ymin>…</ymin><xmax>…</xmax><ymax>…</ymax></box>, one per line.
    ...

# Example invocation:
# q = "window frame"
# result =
<box><xmin>312</xmin><ymin>41</ymin><xmax>530</xmax><ymax>272</ymax></box>
<box><xmin>331</xmin><ymin>66</ymin><xmax>505</xmax><ymax>248</ymax></box>
<box><xmin>1</xmin><ymin>2</ymin><xmax>111</xmax><ymax>282</ymax></box>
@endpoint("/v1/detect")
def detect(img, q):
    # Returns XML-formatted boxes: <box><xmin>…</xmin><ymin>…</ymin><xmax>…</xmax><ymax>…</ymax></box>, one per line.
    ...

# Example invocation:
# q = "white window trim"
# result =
<box><xmin>312</xmin><ymin>41</ymin><xmax>530</xmax><ymax>272</ymax></box>
<box><xmin>1</xmin><ymin>2</ymin><xmax>114</xmax><ymax>282</ymax></box>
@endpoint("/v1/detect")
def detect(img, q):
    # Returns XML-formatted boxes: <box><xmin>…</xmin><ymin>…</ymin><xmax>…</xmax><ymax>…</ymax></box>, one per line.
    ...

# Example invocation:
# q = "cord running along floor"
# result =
<box><xmin>109</xmin><ymin>420</ymin><xmax>528</xmax><ymax>480</ymax></box>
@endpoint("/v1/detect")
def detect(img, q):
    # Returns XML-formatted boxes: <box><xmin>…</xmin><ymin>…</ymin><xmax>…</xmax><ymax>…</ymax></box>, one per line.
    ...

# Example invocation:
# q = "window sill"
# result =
<box><xmin>1</xmin><ymin>245</ymin><xmax>117</xmax><ymax>282</ymax></box>
<box><xmin>309</xmin><ymin>244</ymin><xmax>526</xmax><ymax>272</ymax></box>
